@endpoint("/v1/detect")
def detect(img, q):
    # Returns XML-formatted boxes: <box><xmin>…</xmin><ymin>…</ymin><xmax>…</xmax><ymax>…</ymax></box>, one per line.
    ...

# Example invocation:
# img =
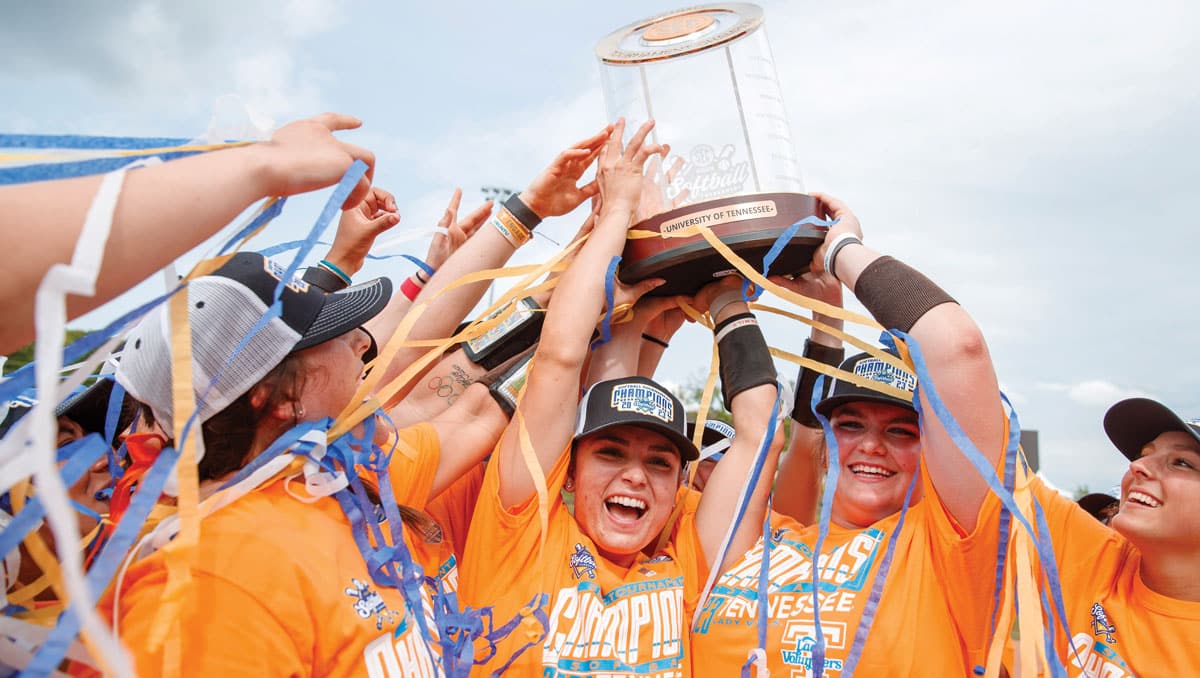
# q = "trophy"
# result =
<box><xmin>596</xmin><ymin>3</ymin><xmax>825</xmax><ymax>296</ymax></box>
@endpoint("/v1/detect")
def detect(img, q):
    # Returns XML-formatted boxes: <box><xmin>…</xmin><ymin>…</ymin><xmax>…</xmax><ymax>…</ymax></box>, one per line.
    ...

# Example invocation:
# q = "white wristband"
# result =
<box><xmin>823</xmin><ymin>233</ymin><xmax>863</xmax><ymax>281</ymax></box>
<box><xmin>709</xmin><ymin>288</ymin><xmax>745</xmax><ymax>320</ymax></box>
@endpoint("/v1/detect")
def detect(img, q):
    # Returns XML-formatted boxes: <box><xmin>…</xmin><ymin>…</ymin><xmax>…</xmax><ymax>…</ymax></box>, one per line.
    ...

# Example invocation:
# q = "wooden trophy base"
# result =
<box><xmin>620</xmin><ymin>192</ymin><xmax>826</xmax><ymax>296</ymax></box>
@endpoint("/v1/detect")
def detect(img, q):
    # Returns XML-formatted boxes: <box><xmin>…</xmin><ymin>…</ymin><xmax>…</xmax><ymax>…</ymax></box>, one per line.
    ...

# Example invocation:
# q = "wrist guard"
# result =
<box><xmin>302</xmin><ymin>265</ymin><xmax>349</xmax><ymax>292</ymax></box>
<box><xmin>714</xmin><ymin>312</ymin><xmax>776</xmax><ymax>412</ymax></box>
<box><xmin>462</xmin><ymin>297</ymin><xmax>544</xmax><ymax>370</ymax></box>
<box><xmin>791</xmin><ymin>339</ymin><xmax>845</xmax><ymax>427</ymax></box>
<box><xmin>487</xmin><ymin>349</ymin><xmax>535</xmax><ymax>417</ymax></box>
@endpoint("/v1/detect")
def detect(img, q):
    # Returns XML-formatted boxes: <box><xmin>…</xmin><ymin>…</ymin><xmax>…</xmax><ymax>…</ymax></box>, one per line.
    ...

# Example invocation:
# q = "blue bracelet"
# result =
<box><xmin>319</xmin><ymin>259</ymin><xmax>353</xmax><ymax>285</ymax></box>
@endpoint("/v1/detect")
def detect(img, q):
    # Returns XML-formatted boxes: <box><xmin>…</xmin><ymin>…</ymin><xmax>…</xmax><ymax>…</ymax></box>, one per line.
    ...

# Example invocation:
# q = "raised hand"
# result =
<box><xmin>768</xmin><ymin>268</ymin><xmax>843</xmax><ymax>308</ymax></box>
<box><xmin>636</xmin><ymin>150</ymin><xmax>689</xmax><ymax>222</ymax></box>
<box><xmin>596</xmin><ymin>119</ymin><xmax>665</xmax><ymax>222</ymax></box>
<box><xmin>692</xmin><ymin>274</ymin><xmax>744</xmax><ymax>316</ymax></box>
<box><xmin>259</xmin><ymin>112</ymin><xmax>377</xmax><ymax>209</ymax></box>
<box><xmin>425</xmin><ymin>188</ymin><xmax>494</xmax><ymax>271</ymax></box>
<box><xmin>810</xmin><ymin>192</ymin><xmax>863</xmax><ymax>274</ymax></box>
<box><xmin>325</xmin><ymin>186</ymin><xmax>400</xmax><ymax>276</ymax></box>
<box><xmin>639</xmin><ymin>295</ymin><xmax>688</xmax><ymax>345</ymax></box>
<box><xmin>519</xmin><ymin>126</ymin><xmax>614</xmax><ymax>218</ymax></box>
<box><xmin>611</xmin><ymin>276</ymin><xmax>666</xmax><ymax>320</ymax></box>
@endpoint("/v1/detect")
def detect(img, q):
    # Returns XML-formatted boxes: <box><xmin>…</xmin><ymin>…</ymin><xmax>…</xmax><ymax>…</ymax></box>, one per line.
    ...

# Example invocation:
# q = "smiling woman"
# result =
<box><xmin>688</xmin><ymin>192</ymin><xmax>1012</xmax><ymax>676</ymax></box>
<box><xmin>998</xmin><ymin>398</ymin><xmax>1200</xmax><ymax>675</ymax></box>
<box><xmin>455</xmin><ymin>119</ymin><xmax>784</xmax><ymax>676</ymax></box>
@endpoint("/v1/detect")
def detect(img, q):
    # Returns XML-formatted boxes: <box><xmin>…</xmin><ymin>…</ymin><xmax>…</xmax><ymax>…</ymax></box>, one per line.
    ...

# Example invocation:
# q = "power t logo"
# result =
<box><xmin>779</xmin><ymin>621</ymin><xmax>846</xmax><ymax>677</ymax></box>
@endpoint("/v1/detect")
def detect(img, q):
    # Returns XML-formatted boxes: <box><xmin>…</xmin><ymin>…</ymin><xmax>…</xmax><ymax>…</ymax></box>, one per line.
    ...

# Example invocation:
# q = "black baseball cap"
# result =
<box><xmin>1077</xmin><ymin>492</ymin><xmax>1119</xmax><ymax>520</ymax></box>
<box><xmin>686</xmin><ymin>419</ymin><xmax>735</xmax><ymax>462</ymax></box>
<box><xmin>814</xmin><ymin>350</ymin><xmax>917</xmax><ymax>419</ymax></box>
<box><xmin>1103</xmin><ymin>397</ymin><xmax>1200</xmax><ymax>462</ymax></box>
<box><xmin>0</xmin><ymin>377</ymin><xmax>132</xmax><ymax>443</ymax></box>
<box><xmin>574</xmin><ymin>376</ymin><xmax>700</xmax><ymax>461</ymax></box>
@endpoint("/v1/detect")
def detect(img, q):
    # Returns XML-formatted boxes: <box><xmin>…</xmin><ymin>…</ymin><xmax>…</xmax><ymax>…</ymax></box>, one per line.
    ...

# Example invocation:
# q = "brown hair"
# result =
<box><xmin>140</xmin><ymin>351</ymin><xmax>441</xmax><ymax>542</ymax></box>
<box><xmin>198</xmin><ymin>353</ymin><xmax>306</xmax><ymax>481</ymax></box>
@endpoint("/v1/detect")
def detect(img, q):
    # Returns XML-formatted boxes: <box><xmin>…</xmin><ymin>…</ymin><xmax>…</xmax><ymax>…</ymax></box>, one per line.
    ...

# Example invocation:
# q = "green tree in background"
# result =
<box><xmin>2</xmin><ymin>329</ymin><xmax>96</xmax><ymax>375</ymax></box>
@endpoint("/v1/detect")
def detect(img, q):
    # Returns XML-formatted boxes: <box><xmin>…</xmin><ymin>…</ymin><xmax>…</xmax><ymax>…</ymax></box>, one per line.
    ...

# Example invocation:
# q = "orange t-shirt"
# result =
<box><xmin>425</xmin><ymin>461</ymin><xmax>485</xmax><ymax>564</ymax></box>
<box><xmin>1019</xmin><ymin>479</ymin><xmax>1200</xmax><ymax>676</ymax></box>
<box><xmin>689</xmin><ymin>460</ymin><xmax>1003</xmax><ymax>676</ymax></box>
<box><xmin>97</xmin><ymin>423</ymin><xmax>459</xmax><ymax>677</ymax></box>
<box><xmin>459</xmin><ymin>449</ymin><xmax>708</xmax><ymax>676</ymax></box>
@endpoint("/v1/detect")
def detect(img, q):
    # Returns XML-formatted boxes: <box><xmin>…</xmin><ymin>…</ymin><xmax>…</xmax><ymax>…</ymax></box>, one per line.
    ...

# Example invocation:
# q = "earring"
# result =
<box><xmin>294</xmin><ymin>404</ymin><xmax>305</xmax><ymax>420</ymax></box>
<box><xmin>564</xmin><ymin>478</ymin><xmax>575</xmax><ymax>492</ymax></box>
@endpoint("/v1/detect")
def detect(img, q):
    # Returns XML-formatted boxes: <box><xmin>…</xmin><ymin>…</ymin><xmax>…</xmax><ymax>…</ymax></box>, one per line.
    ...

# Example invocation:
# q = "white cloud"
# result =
<box><xmin>1036</xmin><ymin>380</ymin><xmax>1152</xmax><ymax>408</ymax></box>
<box><xmin>0</xmin><ymin>0</ymin><xmax>344</xmax><ymax>122</ymax></box>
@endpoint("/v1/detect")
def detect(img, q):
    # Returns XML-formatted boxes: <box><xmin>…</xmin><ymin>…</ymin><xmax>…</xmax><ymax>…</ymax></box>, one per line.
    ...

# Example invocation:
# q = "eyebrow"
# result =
<box><xmin>1175</xmin><ymin>443</ymin><xmax>1200</xmax><ymax>457</ymax></box>
<box><xmin>1141</xmin><ymin>441</ymin><xmax>1200</xmax><ymax>458</ymax></box>
<box><xmin>595</xmin><ymin>433</ymin><xmax>677</xmax><ymax>456</ymax></box>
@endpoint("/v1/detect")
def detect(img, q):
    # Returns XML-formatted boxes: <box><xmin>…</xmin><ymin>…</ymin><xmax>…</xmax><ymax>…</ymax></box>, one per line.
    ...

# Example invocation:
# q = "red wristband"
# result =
<box><xmin>400</xmin><ymin>275</ymin><xmax>423</xmax><ymax>301</ymax></box>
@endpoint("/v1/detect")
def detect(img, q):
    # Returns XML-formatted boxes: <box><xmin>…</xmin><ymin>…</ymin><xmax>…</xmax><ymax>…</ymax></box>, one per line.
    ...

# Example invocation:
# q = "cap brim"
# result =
<box><xmin>54</xmin><ymin>378</ymin><xmax>117</xmax><ymax>435</ymax></box>
<box><xmin>577</xmin><ymin>420</ymin><xmax>700</xmax><ymax>462</ymax></box>
<box><xmin>1103</xmin><ymin>397</ymin><xmax>1200</xmax><ymax>461</ymax></box>
<box><xmin>686</xmin><ymin>424</ymin><xmax>728</xmax><ymax>449</ymax></box>
<box><xmin>294</xmin><ymin>277</ymin><xmax>392</xmax><ymax>351</ymax></box>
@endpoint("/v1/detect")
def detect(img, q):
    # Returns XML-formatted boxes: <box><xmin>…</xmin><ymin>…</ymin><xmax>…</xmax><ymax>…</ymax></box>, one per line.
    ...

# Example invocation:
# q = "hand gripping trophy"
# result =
<box><xmin>596</xmin><ymin>3</ymin><xmax>825</xmax><ymax>295</ymax></box>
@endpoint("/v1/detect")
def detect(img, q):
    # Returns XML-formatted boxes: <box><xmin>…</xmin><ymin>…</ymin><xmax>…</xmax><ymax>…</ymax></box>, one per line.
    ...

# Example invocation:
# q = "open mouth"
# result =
<box><xmin>848</xmin><ymin>463</ymin><xmax>896</xmax><ymax>480</ymax></box>
<box><xmin>1126</xmin><ymin>490</ymin><xmax>1161</xmax><ymax>508</ymax></box>
<box><xmin>604</xmin><ymin>495</ymin><xmax>648</xmax><ymax>523</ymax></box>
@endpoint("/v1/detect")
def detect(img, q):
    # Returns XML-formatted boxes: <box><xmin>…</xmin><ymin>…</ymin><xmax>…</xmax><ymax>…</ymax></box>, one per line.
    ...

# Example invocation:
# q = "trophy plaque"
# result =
<box><xmin>596</xmin><ymin>3</ymin><xmax>825</xmax><ymax>296</ymax></box>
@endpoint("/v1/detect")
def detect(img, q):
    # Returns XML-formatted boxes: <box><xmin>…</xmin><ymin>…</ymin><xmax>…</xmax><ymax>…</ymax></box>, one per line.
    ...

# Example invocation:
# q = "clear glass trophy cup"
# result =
<box><xmin>596</xmin><ymin>3</ymin><xmax>825</xmax><ymax>295</ymax></box>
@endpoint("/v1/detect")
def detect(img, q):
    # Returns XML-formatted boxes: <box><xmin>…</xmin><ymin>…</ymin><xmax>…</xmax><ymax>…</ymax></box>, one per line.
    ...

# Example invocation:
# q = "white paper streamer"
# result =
<box><xmin>24</xmin><ymin>164</ymin><xmax>142</xmax><ymax>678</ymax></box>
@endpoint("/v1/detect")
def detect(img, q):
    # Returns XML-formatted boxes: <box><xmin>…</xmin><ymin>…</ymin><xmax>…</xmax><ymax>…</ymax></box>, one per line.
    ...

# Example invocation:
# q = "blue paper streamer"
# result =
<box><xmin>24</xmin><ymin>445</ymin><xmax>181</xmax><ymax>675</ymax></box>
<box><xmin>892</xmin><ymin>330</ymin><xmax>1074</xmax><ymax>677</ymax></box>
<box><xmin>0</xmin><ymin>133</ymin><xmax>193</xmax><ymax>150</ymax></box>
<box><xmin>0</xmin><ymin>151</ymin><xmax>208</xmax><ymax>186</ymax></box>
<box><xmin>743</xmin><ymin>215</ymin><xmax>836</xmax><ymax>300</ymax></box>
<box><xmin>591</xmin><ymin>256</ymin><xmax>621</xmax><ymax>349</ymax></box>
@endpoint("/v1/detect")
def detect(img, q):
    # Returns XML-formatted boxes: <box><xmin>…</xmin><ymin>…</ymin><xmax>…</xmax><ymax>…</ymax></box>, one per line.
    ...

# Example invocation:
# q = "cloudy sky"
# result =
<box><xmin>4</xmin><ymin>0</ymin><xmax>1196</xmax><ymax>493</ymax></box>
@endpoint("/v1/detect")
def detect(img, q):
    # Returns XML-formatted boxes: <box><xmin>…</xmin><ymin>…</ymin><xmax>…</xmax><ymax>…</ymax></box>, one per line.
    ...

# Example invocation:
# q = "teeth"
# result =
<box><xmin>849</xmin><ymin>464</ymin><xmax>895</xmax><ymax>477</ymax></box>
<box><xmin>608</xmin><ymin>496</ymin><xmax>647</xmax><ymax>510</ymax></box>
<box><xmin>1127</xmin><ymin>491</ymin><xmax>1161</xmax><ymax>508</ymax></box>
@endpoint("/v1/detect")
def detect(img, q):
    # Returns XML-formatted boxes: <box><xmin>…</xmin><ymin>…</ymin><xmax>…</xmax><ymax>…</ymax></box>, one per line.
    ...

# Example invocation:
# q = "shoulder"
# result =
<box><xmin>134</xmin><ymin>481</ymin><xmax>343</xmax><ymax>586</ymax></box>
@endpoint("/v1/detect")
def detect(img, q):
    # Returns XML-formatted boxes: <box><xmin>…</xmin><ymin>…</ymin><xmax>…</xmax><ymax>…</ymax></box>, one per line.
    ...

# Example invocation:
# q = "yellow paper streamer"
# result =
<box><xmin>145</xmin><ymin>287</ymin><xmax>201</xmax><ymax>677</ymax></box>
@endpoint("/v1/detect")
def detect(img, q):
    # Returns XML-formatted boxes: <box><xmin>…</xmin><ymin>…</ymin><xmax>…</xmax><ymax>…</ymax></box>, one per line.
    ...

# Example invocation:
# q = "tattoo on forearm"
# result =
<box><xmin>450</xmin><ymin>365</ymin><xmax>473</xmax><ymax>388</ymax></box>
<box><xmin>427</xmin><ymin>365</ymin><xmax>475</xmax><ymax>407</ymax></box>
